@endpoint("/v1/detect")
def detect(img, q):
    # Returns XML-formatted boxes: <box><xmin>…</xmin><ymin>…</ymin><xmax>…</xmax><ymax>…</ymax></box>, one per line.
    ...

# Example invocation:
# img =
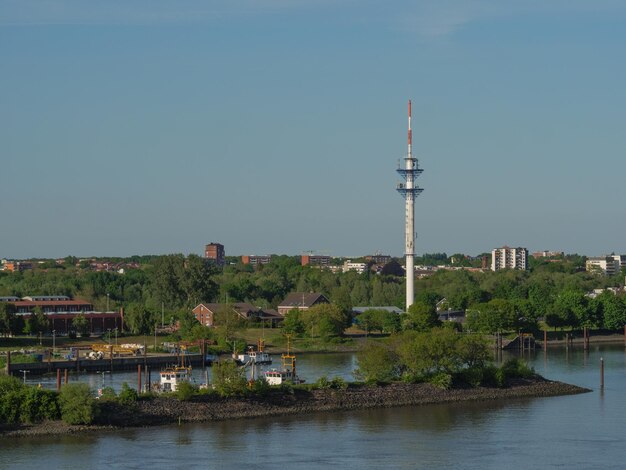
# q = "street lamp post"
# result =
<box><xmin>107</xmin><ymin>328</ymin><xmax>111</xmax><ymax>345</ymax></box>
<box><xmin>106</xmin><ymin>293</ymin><xmax>110</xmax><ymax>312</ymax></box>
<box><xmin>20</xmin><ymin>370</ymin><xmax>28</xmax><ymax>384</ymax></box>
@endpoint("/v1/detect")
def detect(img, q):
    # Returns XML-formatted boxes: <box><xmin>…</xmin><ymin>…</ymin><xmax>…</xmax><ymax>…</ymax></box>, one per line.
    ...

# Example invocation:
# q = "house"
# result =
<box><xmin>277</xmin><ymin>292</ymin><xmax>329</xmax><ymax>316</ymax></box>
<box><xmin>192</xmin><ymin>302</ymin><xmax>283</xmax><ymax>327</ymax></box>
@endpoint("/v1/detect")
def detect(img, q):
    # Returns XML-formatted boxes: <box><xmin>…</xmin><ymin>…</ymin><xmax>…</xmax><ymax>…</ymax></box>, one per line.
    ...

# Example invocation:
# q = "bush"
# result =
<box><xmin>247</xmin><ymin>378</ymin><xmax>271</xmax><ymax>396</ymax></box>
<box><xmin>428</xmin><ymin>372</ymin><xmax>453</xmax><ymax>390</ymax></box>
<box><xmin>59</xmin><ymin>383</ymin><xmax>96</xmax><ymax>425</ymax></box>
<box><xmin>355</xmin><ymin>342</ymin><xmax>400</xmax><ymax>383</ymax></box>
<box><xmin>99</xmin><ymin>386</ymin><xmax>117</xmax><ymax>401</ymax></box>
<box><xmin>0</xmin><ymin>390</ymin><xmax>23</xmax><ymax>424</ymax></box>
<box><xmin>176</xmin><ymin>381</ymin><xmax>197</xmax><ymax>401</ymax></box>
<box><xmin>19</xmin><ymin>387</ymin><xmax>60</xmax><ymax>423</ymax></box>
<box><xmin>500</xmin><ymin>358</ymin><xmax>534</xmax><ymax>380</ymax></box>
<box><xmin>117</xmin><ymin>383</ymin><xmax>138</xmax><ymax>404</ymax></box>
<box><xmin>212</xmin><ymin>361</ymin><xmax>247</xmax><ymax>397</ymax></box>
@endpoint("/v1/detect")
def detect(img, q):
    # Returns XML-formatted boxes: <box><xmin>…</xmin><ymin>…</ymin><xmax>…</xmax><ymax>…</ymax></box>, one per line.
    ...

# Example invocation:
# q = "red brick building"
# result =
<box><xmin>205</xmin><ymin>243</ymin><xmax>225</xmax><ymax>266</ymax></box>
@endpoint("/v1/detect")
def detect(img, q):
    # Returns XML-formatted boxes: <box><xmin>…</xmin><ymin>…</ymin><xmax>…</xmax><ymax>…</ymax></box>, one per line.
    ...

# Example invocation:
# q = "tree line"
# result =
<box><xmin>1</xmin><ymin>253</ymin><xmax>626</xmax><ymax>336</ymax></box>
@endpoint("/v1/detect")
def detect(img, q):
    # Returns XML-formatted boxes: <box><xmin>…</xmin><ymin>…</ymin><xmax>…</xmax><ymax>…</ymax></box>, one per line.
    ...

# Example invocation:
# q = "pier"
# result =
<box><xmin>5</xmin><ymin>352</ymin><xmax>206</xmax><ymax>376</ymax></box>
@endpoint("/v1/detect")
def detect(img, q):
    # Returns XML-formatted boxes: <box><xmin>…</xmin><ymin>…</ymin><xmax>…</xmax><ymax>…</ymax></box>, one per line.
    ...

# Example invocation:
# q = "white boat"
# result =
<box><xmin>263</xmin><ymin>335</ymin><xmax>304</xmax><ymax>386</ymax></box>
<box><xmin>157</xmin><ymin>365</ymin><xmax>192</xmax><ymax>392</ymax></box>
<box><xmin>236</xmin><ymin>339</ymin><xmax>272</xmax><ymax>365</ymax></box>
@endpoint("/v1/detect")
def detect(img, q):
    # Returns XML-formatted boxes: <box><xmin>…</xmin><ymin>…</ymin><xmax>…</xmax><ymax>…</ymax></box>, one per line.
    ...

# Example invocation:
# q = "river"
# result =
<box><xmin>2</xmin><ymin>344</ymin><xmax>626</xmax><ymax>469</ymax></box>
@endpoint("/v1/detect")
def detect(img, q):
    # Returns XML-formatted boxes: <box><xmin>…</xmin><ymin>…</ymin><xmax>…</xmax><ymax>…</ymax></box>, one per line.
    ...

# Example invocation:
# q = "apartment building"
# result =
<box><xmin>491</xmin><ymin>247</ymin><xmax>528</xmax><ymax>271</ymax></box>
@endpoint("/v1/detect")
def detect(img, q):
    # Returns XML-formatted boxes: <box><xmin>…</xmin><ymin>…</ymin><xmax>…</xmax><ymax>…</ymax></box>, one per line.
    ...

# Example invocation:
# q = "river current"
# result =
<box><xmin>2</xmin><ymin>344</ymin><xmax>626</xmax><ymax>469</ymax></box>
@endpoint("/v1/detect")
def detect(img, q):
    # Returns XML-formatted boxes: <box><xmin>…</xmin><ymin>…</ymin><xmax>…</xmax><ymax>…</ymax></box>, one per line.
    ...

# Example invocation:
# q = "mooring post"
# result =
<box><xmin>600</xmin><ymin>357</ymin><xmax>604</xmax><ymax>389</ymax></box>
<box><xmin>56</xmin><ymin>369</ymin><xmax>61</xmax><ymax>391</ymax></box>
<box><xmin>64</xmin><ymin>369</ymin><xmax>69</xmax><ymax>384</ymax></box>
<box><xmin>201</xmin><ymin>341</ymin><xmax>206</xmax><ymax>368</ymax></box>
<box><xmin>137</xmin><ymin>364</ymin><xmax>142</xmax><ymax>393</ymax></box>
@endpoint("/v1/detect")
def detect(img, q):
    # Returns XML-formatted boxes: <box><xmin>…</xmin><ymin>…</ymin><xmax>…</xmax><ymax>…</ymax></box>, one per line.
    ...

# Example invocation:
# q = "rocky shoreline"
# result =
<box><xmin>1</xmin><ymin>377</ymin><xmax>590</xmax><ymax>438</ymax></box>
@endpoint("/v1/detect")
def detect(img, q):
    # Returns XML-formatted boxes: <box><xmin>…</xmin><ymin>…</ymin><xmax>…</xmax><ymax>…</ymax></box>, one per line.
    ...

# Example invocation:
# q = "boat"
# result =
<box><xmin>263</xmin><ymin>335</ymin><xmax>304</xmax><ymax>386</ymax></box>
<box><xmin>153</xmin><ymin>344</ymin><xmax>196</xmax><ymax>392</ymax></box>
<box><xmin>157</xmin><ymin>365</ymin><xmax>192</xmax><ymax>392</ymax></box>
<box><xmin>236</xmin><ymin>339</ymin><xmax>272</xmax><ymax>365</ymax></box>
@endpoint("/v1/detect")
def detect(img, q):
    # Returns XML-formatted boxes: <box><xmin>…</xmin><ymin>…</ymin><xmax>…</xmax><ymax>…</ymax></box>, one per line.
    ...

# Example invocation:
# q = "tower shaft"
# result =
<box><xmin>396</xmin><ymin>100</ymin><xmax>424</xmax><ymax>311</ymax></box>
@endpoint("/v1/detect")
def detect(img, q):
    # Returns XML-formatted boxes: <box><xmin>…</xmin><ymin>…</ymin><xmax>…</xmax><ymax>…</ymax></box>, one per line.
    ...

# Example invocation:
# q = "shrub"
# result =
<box><xmin>330</xmin><ymin>377</ymin><xmax>348</xmax><ymax>390</ymax></box>
<box><xmin>0</xmin><ymin>390</ymin><xmax>23</xmax><ymax>424</ymax></box>
<box><xmin>99</xmin><ymin>386</ymin><xmax>117</xmax><ymax>401</ymax></box>
<box><xmin>500</xmin><ymin>358</ymin><xmax>534</xmax><ymax>380</ymax></box>
<box><xmin>212</xmin><ymin>361</ymin><xmax>247</xmax><ymax>397</ymax></box>
<box><xmin>59</xmin><ymin>383</ymin><xmax>96</xmax><ymax>425</ymax></box>
<box><xmin>247</xmin><ymin>378</ymin><xmax>271</xmax><ymax>396</ymax></box>
<box><xmin>176</xmin><ymin>381</ymin><xmax>197</xmax><ymax>401</ymax></box>
<box><xmin>355</xmin><ymin>342</ymin><xmax>400</xmax><ymax>383</ymax></box>
<box><xmin>117</xmin><ymin>383</ymin><xmax>138</xmax><ymax>404</ymax></box>
<box><xmin>428</xmin><ymin>372</ymin><xmax>452</xmax><ymax>390</ymax></box>
<box><xmin>19</xmin><ymin>387</ymin><xmax>60</xmax><ymax>423</ymax></box>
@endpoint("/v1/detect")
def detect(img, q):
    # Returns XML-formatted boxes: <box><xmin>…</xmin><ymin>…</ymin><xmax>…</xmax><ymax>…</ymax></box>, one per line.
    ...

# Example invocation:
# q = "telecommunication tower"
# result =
<box><xmin>396</xmin><ymin>100</ymin><xmax>424</xmax><ymax>311</ymax></box>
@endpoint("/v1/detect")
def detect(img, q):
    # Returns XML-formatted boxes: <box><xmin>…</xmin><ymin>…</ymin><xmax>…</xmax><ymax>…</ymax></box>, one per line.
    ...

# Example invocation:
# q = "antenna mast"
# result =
<box><xmin>396</xmin><ymin>100</ymin><xmax>424</xmax><ymax>310</ymax></box>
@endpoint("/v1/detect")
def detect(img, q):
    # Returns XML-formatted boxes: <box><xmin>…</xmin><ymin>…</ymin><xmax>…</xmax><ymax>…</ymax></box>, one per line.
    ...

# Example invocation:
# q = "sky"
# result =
<box><xmin>2</xmin><ymin>0</ymin><xmax>626</xmax><ymax>259</ymax></box>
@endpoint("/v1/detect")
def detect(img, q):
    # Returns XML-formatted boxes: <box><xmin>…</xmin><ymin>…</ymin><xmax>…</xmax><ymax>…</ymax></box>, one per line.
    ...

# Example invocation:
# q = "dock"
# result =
<box><xmin>5</xmin><ymin>353</ymin><xmax>207</xmax><ymax>376</ymax></box>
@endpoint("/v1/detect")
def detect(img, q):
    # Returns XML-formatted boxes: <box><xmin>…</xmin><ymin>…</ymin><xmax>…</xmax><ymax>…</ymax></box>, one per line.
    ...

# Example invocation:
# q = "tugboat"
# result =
<box><xmin>157</xmin><ymin>365</ymin><xmax>192</xmax><ymax>392</ymax></box>
<box><xmin>263</xmin><ymin>335</ymin><xmax>304</xmax><ymax>385</ymax></box>
<box><xmin>236</xmin><ymin>338</ymin><xmax>272</xmax><ymax>365</ymax></box>
<box><xmin>153</xmin><ymin>344</ymin><xmax>194</xmax><ymax>392</ymax></box>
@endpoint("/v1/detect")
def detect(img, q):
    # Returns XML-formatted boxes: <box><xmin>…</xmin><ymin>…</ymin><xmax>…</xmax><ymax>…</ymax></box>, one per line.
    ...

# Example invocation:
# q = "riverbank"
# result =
<box><xmin>1</xmin><ymin>376</ymin><xmax>590</xmax><ymax>438</ymax></box>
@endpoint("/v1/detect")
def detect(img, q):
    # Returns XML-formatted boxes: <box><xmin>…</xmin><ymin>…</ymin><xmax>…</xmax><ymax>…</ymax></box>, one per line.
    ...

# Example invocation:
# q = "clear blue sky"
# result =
<box><xmin>2</xmin><ymin>1</ymin><xmax>625</xmax><ymax>259</ymax></box>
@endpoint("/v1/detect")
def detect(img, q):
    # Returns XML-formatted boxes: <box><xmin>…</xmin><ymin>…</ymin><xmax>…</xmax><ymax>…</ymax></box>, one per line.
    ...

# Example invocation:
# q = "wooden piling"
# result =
<box><xmin>64</xmin><ymin>369</ymin><xmax>69</xmax><ymax>384</ymax></box>
<box><xmin>600</xmin><ymin>357</ymin><xmax>604</xmax><ymax>388</ymax></box>
<box><xmin>56</xmin><ymin>369</ymin><xmax>61</xmax><ymax>391</ymax></box>
<box><xmin>6</xmin><ymin>350</ymin><xmax>10</xmax><ymax>373</ymax></box>
<box><xmin>137</xmin><ymin>364</ymin><xmax>142</xmax><ymax>393</ymax></box>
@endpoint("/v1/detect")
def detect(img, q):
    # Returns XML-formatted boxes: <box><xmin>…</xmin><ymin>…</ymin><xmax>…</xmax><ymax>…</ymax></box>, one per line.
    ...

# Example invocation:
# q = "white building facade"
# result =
<box><xmin>491</xmin><ymin>247</ymin><xmax>528</xmax><ymax>271</ymax></box>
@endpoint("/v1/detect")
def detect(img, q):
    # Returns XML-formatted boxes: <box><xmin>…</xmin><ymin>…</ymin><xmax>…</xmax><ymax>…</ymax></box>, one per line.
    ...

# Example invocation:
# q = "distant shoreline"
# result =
<box><xmin>1</xmin><ymin>377</ymin><xmax>590</xmax><ymax>438</ymax></box>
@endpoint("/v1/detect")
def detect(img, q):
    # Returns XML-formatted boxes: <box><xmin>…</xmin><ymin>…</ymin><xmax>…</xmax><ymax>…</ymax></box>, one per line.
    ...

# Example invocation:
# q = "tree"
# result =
<box><xmin>24</xmin><ymin>306</ymin><xmax>49</xmax><ymax>335</ymax></box>
<box><xmin>354</xmin><ymin>342</ymin><xmax>400</xmax><ymax>383</ymax></box>
<box><xmin>402</xmin><ymin>302</ymin><xmax>440</xmax><ymax>332</ymax></box>
<box><xmin>0</xmin><ymin>302</ymin><xmax>16</xmax><ymax>336</ymax></box>
<box><xmin>282</xmin><ymin>308</ymin><xmax>306</xmax><ymax>336</ymax></box>
<box><xmin>301</xmin><ymin>304</ymin><xmax>349</xmax><ymax>339</ymax></box>
<box><xmin>59</xmin><ymin>383</ymin><xmax>96</xmax><ymax>425</ymax></box>
<box><xmin>213</xmin><ymin>304</ymin><xmax>246</xmax><ymax>344</ymax></box>
<box><xmin>599</xmin><ymin>292</ymin><xmax>626</xmax><ymax>330</ymax></box>
<box><xmin>124</xmin><ymin>303</ymin><xmax>157</xmax><ymax>334</ymax></box>
<box><xmin>72</xmin><ymin>312</ymin><xmax>90</xmax><ymax>337</ymax></box>
<box><xmin>381</xmin><ymin>260</ymin><xmax>405</xmax><ymax>277</ymax></box>
<box><xmin>212</xmin><ymin>361</ymin><xmax>247</xmax><ymax>396</ymax></box>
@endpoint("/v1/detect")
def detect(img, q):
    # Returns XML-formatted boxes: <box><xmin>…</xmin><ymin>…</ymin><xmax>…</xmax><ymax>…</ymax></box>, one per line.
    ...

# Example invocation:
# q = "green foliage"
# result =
<box><xmin>0</xmin><ymin>375</ymin><xmax>25</xmax><ymax>424</ymax></box>
<box><xmin>117</xmin><ymin>382</ymin><xmax>139</xmax><ymax>404</ymax></box>
<box><xmin>599</xmin><ymin>292</ymin><xmax>626</xmax><ymax>329</ymax></box>
<box><xmin>427</xmin><ymin>372</ymin><xmax>453</xmax><ymax>390</ymax></box>
<box><xmin>314</xmin><ymin>375</ymin><xmax>347</xmax><ymax>389</ymax></box>
<box><xmin>500</xmin><ymin>358</ymin><xmax>534</xmax><ymax>380</ymax></box>
<box><xmin>99</xmin><ymin>386</ymin><xmax>117</xmax><ymax>401</ymax></box>
<box><xmin>59</xmin><ymin>383</ymin><xmax>96</xmax><ymax>425</ymax></box>
<box><xmin>71</xmin><ymin>313</ymin><xmax>90</xmax><ymax>337</ymax></box>
<box><xmin>402</xmin><ymin>302</ymin><xmax>440</xmax><ymax>332</ymax></box>
<box><xmin>175</xmin><ymin>381</ymin><xmax>198</xmax><ymax>401</ymax></box>
<box><xmin>282</xmin><ymin>308</ymin><xmax>306</xmax><ymax>336</ymax></box>
<box><xmin>212</xmin><ymin>360</ymin><xmax>248</xmax><ymax>397</ymax></box>
<box><xmin>354</xmin><ymin>342</ymin><xmax>400</xmax><ymax>383</ymax></box>
<box><xmin>247</xmin><ymin>378</ymin><xmax>272</xmax><ymax>396</ymax></box>
<box><xmin>301</xmin><ymin>304</ymin><xmax>350</xmax><ymax>339</ymax></box>
<box><xmin>19</xmin><ymin>387</ymin><xmax>60</xmax><ymax>423</ymax></box>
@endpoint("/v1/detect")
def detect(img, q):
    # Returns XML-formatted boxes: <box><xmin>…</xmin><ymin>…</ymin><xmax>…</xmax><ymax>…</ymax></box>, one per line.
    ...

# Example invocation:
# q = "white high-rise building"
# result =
<box><xmin>586</xmin><ymin>255</ymin><xmax>625</xmax><ymax>276</ymax></box>
<box><xmin>491</xmin><ymin>247</ymin><xmax>528</xmax><ymax>271</ymax></box>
